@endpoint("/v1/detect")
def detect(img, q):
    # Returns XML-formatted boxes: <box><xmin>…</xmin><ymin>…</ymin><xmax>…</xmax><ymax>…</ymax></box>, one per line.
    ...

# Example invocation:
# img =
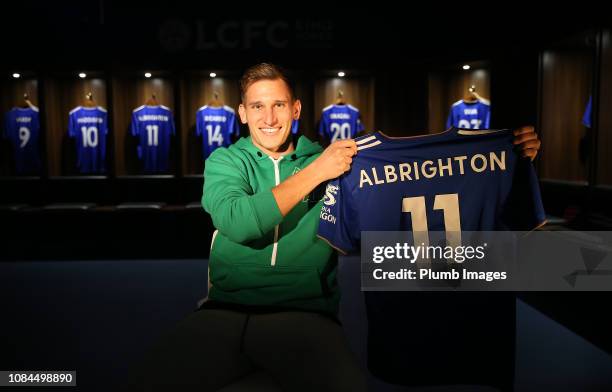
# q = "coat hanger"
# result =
<box><xmin>83</xmin><ymin>92</ymin><xmax>97</xmax><ymax>107</ymax></box>
<box><xmin>462</xmin><ymin>85</ymin><xmax>479</xmax><ymax>103</ymax></box>
<box><xmin>145</xmin><ymin>92</ymin><xmax>159</xmax><ymax>106</ymax></box>
<box><xmin>19</xmin><ymin>93</ymin><xmax>33</xmax><ymax>109</ymax></box>
<box><xmin>335</xmin><ymin>90</ymin><xmax>346</xmax><ymax>105</ymax></box>
<box><xmin>208</xmin><ymin>91</ymin><xmax>223</xmax><ymax>107</ymax></box>
<box><xmin>464</xmin><ymin>85</ymin><xmax>489</xmax><ymax>103</ymax></box>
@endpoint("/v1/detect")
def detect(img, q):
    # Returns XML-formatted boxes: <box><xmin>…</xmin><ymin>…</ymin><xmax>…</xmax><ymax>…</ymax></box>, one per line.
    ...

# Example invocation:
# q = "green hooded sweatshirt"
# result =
<box><xmin>201</xmin><ymin>136</ymin><xmax>338</xmax><ymax>315</ymax></box>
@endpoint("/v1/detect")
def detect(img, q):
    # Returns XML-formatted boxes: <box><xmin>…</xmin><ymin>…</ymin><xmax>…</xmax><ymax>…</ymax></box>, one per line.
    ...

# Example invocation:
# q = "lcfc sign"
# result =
<box><xmin>160</xmin><ymin>19</ymin><xmax>291</xmax><ymax>52</ymax></box>
<box><xmin>196</xmin><ymin>20</ymin><xmax>289</xmax><ymax>49</ymax></box>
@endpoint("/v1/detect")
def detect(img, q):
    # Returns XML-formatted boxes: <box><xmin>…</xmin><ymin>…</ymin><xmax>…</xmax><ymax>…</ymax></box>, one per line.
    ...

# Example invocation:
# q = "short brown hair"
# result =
<box><xmin>240</xmin><ymin>63</ymin><xmax>295</xmax><ymax>102</ymax></box>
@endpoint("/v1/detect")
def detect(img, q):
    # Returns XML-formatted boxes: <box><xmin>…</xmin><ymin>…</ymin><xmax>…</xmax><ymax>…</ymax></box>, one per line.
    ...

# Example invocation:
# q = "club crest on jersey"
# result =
<box><xmin>324</xmin><ymin>184</ymin><xmax>339</xmax><ymax>206</ymax></box>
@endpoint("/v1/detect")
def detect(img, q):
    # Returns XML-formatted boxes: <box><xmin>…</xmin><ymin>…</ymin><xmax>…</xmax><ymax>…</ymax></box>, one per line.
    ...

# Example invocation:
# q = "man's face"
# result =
<box><xmin>238</xmin><ymin>78</ymin><xmax>301</xmax><ymax>157</ymax></box>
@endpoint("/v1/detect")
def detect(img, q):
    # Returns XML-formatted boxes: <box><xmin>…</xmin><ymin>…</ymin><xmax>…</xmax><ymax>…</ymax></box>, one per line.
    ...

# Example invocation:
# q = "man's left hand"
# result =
<box><xmin>513</xmin><ymin>125</ymin><xmax>541</xmax><ymax>161</ymax></box>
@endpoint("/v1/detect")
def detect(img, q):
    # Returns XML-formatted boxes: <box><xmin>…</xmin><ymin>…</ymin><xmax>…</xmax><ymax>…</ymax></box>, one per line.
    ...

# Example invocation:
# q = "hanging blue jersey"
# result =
<box><xmin>131</xmin><ymin>105</ymin><xmax>176</xmax><ymax>173</ymax></box>
<box><xmin>291</xmin><ymin>119</ymin><xmax>299</xmax><ymax>134</ymax></box>
<box><xmin>582</xmin><ymin>96</ymin><xmax>592</xmax><ymax>128</ymax></box>
<box><xmin>318</xmin><ymin>104</ymin><xmax>364</xmax><ymax>142</ymax></box>
<box><xmin>3</xmin><ymin>106</ymin><xmax>41</xmax><ymax>174</ymax></box>
<box><xmin>446</xmin><ymin>99</ymin><xmax>491</xmax><ymax>130</ymax></box>
<box><xmin>196</xmin><ymin>105</ymin><xmax>239</xmax><ymax>158</ymax></box>
<box><xmin>68</xmin><ymin>106</ymin><xmax>108</xmax><ymax>174</ymax></box>
<box><xmin>318</xmin><ymin>128</ymin><xmax>545</xmax><ymax>254</ymax></box>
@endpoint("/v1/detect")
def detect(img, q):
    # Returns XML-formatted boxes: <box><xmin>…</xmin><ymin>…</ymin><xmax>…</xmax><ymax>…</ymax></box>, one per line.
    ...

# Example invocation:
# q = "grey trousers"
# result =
<box><xmin>126</xmin><ymin>308</ymin><xmax>367</xmax><ymax>392</ymax></box>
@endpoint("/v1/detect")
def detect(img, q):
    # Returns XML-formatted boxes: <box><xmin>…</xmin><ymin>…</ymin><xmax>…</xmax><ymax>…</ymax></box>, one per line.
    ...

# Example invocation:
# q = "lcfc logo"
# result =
<box><xmin>324</xmin><ymin>184</ymin><xmax>339</xmax><ymax>206</ymax></box>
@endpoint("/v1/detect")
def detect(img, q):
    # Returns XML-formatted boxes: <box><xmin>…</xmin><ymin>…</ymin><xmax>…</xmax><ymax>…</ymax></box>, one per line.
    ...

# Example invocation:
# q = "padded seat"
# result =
<box><xmin>43</xmin><ymin>203</ymin><xmax>96</xmax><ymax>211</ymax></box>
<box><xmin>116</xmin><ymin>202</ymin><xmax>166</xmax><ymax>210</ymax></box>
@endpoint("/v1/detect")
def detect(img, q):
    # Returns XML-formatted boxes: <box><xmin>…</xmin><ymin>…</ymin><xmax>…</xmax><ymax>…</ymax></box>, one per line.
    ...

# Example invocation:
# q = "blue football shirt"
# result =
<box><xmin>291</xmin><ymin>119</ymin><xmax>299</xmax><ymax>134</ymax></box>
<box><xmin>131</xmin><ymin>105</ymin><xmax>176</xmax><ymax>173</ymax></box>
<box><xmin>318</xmin><ymin>104</ymin><xmax>364</xmax><ymax>142</ymax></box>
<box><xmin>446</xmin><ymin>99</ymin><xmax>491</xmax><ymax>130</ymax></box>
<box><xmin>67</xmin><ymin>106</ymin><xmax>108</xmax><ymax>174</ymax></box>
<box><xmin>3</xmin><ymin>106</ymin><xmax>41</xmax><ymax>174</ymax></box>
<box><xmin>196</xmin><ymin>105</ymin><xmax>239</xmax><ymax>158</ymax></box>
<box><xmin>318</xmin><ymin>128</ymin><xmax>545</xmax><ymax>254</ymax></box>
<box><xmin>582</xmin><ymin>96</ymin><xmax>592</xmax><ymax>128</ymax></box>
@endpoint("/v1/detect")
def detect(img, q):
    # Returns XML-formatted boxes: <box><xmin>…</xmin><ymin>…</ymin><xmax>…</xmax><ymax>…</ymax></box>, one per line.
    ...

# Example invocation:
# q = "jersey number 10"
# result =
<box><xmin>80</xmin><ymin>126</ymin><xmax>98</xmax><ymax>148</ymax></box>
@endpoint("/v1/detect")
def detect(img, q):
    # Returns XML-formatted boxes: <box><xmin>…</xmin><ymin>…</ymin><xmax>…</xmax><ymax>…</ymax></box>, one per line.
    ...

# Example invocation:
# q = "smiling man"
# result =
<box><xmin>196</xmin><ymin>63</ymin><xmax>364</xmax><ymax>391</ymax></box>
<box><xmin>129</xmin><ymin>63</ymin><xmax>541</xmax><ymax>392</ymax></box>
<box><xmin>203</xmin><ymin>64</ymin><xmax>359</xmax><ymax>311</ymax></box>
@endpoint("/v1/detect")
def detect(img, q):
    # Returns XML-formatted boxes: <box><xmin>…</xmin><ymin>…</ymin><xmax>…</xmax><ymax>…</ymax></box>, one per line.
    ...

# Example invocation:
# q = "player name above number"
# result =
<box><xmin>359</xmin><ymin>151</ymin><xmax>507</xmax><ymax>188</ymax></box>
<box><xmin>329</xmin><ymin>113</ymin><xmax>351</xmax><ymax>120</ymax></box>
<box><xmin>203</xmin><ymin>115</ymin><xmax>227</xmax><ymax>122</ymax></box>
<box><xmin>138</xmin><ymin>115</ymin><xmax>169</xmax><ymax>122</ymax></box>
<box><xmin>76</xmin><ymin>117</ymin><xmax>104</xmax><ymax>124</ymax></box>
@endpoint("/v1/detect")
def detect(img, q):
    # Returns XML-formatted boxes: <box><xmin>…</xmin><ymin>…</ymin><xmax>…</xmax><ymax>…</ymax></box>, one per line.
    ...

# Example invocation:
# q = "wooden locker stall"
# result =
<box><xmin>292</xmin><ymin>74</ymin><xmax>315</xmax><ymax>139</ymax></box>
<box><xmin>43</xmin><ymin>73</ymin><xmax>108</xmax><ymax>177</ymax></box>
<box><xmin>428</xmin><ymin>63</ymin><xmax>491</xmax><ymax>134</ymax></box>
<box><xmin>538</xmin><ymin>43</ymin><xmax>594</xmax><ymax>184</ymax></box>
<box><xmin>112</xmin><ymin>73</ymin><xmax>176</xmax><ymax>176</ymax></box>
<box><xmin>314</xmin><ymin>73</ymin><xmax>375</xmax><ymax>143</ymax></box>
<box><xmin>596</xmin><ymin>30</ymin><xmax>612</xmax><ymax>187</ymax></box>
<box><xmin>179</xmin><ymin>72</ymin><xmax>240</xmax><ymax>176</ymax></box>
<box><xmin>0</xmin><ymin>75</ymin><xmax>41</xmax><ymax>176</ymax></box>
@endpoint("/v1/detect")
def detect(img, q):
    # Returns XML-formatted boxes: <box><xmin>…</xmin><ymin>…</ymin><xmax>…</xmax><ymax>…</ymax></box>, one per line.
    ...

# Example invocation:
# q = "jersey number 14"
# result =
<box><xmin>206</xmin><ymin>125</ymin><xmax>224</xmax><ymax>146</ymax></box>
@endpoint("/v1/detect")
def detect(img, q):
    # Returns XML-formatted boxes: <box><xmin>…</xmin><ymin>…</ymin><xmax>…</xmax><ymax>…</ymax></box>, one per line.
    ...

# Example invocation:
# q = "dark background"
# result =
<box><xmin>1</xmin><ymin>2</ymin><xmax>611</xmax><ymax>391</ymax></box>
<box><xmin>1</xmin><ymin>3</ymin><xmax>609</xmax><ymax>254</ymax></box>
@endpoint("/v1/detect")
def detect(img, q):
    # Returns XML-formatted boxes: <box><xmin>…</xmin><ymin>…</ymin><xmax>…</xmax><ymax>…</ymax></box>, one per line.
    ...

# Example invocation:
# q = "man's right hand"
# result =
<box><xmin>271</xmin><ymin>139</ymin><xmax>357</xmax><ymax>217</ymax></box>
<box><xmin>312</xmin><ymin>139</ymin><xmax>358</xmax><ymax>182</ymax></box>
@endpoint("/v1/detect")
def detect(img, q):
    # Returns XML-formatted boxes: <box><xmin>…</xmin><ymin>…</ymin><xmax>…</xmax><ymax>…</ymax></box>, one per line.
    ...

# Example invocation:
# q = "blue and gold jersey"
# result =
<box><xmin>318</xmin><ymin>128</ymin><xmax>545</xmax><ymax>253</ymax></box>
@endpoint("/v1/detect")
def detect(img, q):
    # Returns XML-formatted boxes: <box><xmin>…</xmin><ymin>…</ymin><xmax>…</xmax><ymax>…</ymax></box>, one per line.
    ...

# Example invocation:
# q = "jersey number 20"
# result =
<box><xmin>330</xmin><ymin>123</ymin><xmax>351</xmax><ymax>142</ymax></box>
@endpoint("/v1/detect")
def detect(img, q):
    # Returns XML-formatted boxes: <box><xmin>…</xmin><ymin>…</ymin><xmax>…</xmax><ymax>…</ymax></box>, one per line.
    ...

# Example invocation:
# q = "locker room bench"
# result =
<box><xmin>0</xmin><ymin>202</ymin><xmax>214</xmax><ymax>260</ymax></box>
